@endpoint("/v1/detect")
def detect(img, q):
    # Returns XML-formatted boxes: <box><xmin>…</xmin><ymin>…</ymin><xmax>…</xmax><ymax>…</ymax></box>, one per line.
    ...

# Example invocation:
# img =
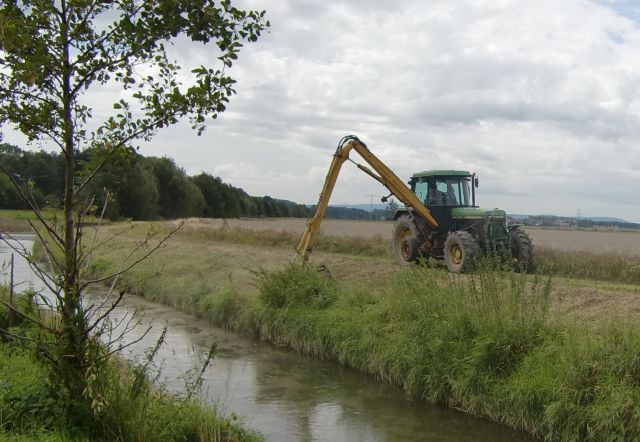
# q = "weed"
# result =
<box><xmin>255</xmin><ymin>264</ymin><xmax>337</xmax><ymax>309</ymax></box>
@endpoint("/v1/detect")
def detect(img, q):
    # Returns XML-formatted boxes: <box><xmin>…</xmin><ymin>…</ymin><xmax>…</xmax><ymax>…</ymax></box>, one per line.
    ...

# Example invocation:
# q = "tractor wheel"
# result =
<box><xmin>444</xmin><ymin>231</ymin><xmax>480</xmax><ymax>273</ymax></box>
<box><xmin>509</xmin><ymin>227</ymin><xmax>535</xmax><ymax>273</ymax></box>
<box><xmin>392</xmin><ymin>215</ymin><xmax>422</xmax><ymax>265</ymax></box>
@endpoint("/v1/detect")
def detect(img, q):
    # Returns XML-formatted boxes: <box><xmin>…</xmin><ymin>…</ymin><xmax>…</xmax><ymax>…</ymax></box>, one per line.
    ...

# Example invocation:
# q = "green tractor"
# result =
<box><xmin>392</xmin><ymin>170</ymin><xmax>535</xmax><ymax>273</ymax></box>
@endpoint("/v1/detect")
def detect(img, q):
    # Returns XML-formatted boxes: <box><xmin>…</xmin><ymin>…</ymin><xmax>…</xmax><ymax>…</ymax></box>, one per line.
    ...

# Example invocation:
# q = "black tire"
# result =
<box><xmin>509</xmin><ymin>227</ymin><xmax>535</xmax><ymax>273</ymax></box>
<box><xmin>444</xmin><ymin>231</ymin><xmax>480</xmax><ymax>273</ymax></box>
<box><xmin>392</xmin><ymin>215</ymin><xmax>422</xmax><ymax>265</ymax></box>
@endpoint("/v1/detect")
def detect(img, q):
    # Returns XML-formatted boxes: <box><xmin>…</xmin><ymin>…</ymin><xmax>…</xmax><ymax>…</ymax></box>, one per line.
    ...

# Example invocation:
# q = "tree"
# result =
<box><xmin>384</xmin><ymin>198</ymin><xmax>399</xmax><ymax>220</ymax></box>
<box><xmin>146</xmin><ymin>156</ymin><xmax>204</xmax><ymax>219</ymax></box>
<box><xmin>192</xmin><ymin>172</ymin><xmax>226</xmax><ymax>217</ymax></box>
<box><xmin>0</xmin><ymin>143</ymin><xmax>66</xmax><ymax>208</ymax></box>
<box><xmin>0</xmin><ymin>0</ymin><xmax>268</xmax><ymax>428</ymax></box>
<box><xmin>78</xmin><ymin>147</ymin><xmax>161</xmax><ymax>220</ymax></box>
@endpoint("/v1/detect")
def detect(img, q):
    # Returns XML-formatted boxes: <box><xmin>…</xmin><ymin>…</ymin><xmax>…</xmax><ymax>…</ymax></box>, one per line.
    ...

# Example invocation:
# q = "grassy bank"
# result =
<box><xmin>82</xmin><ymin>223</ymin><xmax>640</xmax><ymax>440</ymax></box>
<box><xmin>0</xmin><ymin>291</ymin><xmax>262</xmax><ymax>441</ymax></box>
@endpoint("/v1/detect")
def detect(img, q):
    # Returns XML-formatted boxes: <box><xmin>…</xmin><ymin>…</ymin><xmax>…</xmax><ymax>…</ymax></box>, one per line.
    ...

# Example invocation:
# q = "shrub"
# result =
<box><xmin>257</xmin><ymin>264</ymin><xmax>337</xmax><ymax>309</ymax></box>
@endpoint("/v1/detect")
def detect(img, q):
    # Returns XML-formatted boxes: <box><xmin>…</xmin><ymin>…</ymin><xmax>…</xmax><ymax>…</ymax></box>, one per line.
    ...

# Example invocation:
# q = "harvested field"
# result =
<box><xmin>183</xmin><ymin>217</ymin><xmax>640</xmax><ymax>257</ymax></box>
<box><xmin>0</xmin><ymin>216</ymin><xmax>32</xmax><ymax>233</ymax></box>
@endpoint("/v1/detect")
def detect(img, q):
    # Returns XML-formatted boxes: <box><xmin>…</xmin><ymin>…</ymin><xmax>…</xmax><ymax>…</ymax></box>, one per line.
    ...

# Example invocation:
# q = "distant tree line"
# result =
<box><xmin>0</xmin><ymin>143</ymin><xmax>311</xmax><ymax>220</ymax></box>
<box><xmin>0</xmin><ymin>143</ymin><xmax>405</xmax><ymax>222</ymax></box>
<box><xmin>513</xmin><ymin>214</ymin><xmax>639</xmax><ymax>230</ymax></box>
<box><xmin>325</xmin><ymin>205</ymin><xmax>397</xmax><ymax>221</ymax></box>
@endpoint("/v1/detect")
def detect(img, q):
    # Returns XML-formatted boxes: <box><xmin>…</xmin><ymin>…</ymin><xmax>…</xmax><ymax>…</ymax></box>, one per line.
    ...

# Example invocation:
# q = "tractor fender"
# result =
<box><xmin>392</xmin><ymin>208</ymin><xmax>412</xmax><ymax>221</ymax></box>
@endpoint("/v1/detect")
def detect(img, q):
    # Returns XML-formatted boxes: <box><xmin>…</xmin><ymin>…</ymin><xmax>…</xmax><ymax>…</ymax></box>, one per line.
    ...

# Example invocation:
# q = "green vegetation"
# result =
<box><xmin>0</xmin><ymin>142</ymin><xmax>399</xmax><ymax>223</ymax></box>
<box><xmin>0</xmin><ymin>208</ymin><xmax>62</xmax><ymax>220</ymax></box>
<box><xmin>0</xmin><ymin>291</ymin><xmax>261</xmax><ymax>441</ymax></box>
<box><xmin>0</xmin><ymin>144</ymin><xmax>311</xmax><ymax>221</ymax></box>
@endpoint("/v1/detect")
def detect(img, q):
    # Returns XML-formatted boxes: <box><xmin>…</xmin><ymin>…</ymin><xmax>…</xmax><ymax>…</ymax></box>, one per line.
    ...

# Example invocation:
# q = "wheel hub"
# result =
<box><xmin>449</xmin><ymin>244</ymin><xmax>463</xmax><ymax>265</ymax></box>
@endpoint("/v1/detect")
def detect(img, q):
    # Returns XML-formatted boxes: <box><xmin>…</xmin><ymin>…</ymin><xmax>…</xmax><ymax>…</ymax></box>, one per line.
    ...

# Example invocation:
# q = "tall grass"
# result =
<box><xmin>536</xmin><ymin>246</ymin><xmax>640</xmax><ymax>285</ymax></box>
<box><xmin>0</xmin><ymin>342</ymin><xmax>261</xmax><ymax>441</ymax></box>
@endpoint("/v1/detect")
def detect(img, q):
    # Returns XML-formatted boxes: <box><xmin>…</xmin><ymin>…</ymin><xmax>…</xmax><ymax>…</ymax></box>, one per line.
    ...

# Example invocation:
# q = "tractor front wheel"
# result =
<box><xmin>444</xmin><ymin>231</ymin><xmax>480</xmax><ymax>273</ymax></box>
<box><xmin>509</xmin><ymin>227</ymin><xmax>535</xmax><ymax>273</ymax></box>
<box><xmin>392</xmin><ymin>215</ymin><xmax>422</xmax><ymax>265</ymax></box>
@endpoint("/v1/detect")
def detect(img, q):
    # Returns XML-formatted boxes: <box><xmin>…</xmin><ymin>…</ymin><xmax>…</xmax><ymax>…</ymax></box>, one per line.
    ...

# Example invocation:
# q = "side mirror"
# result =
<box><xmin>474</xmin><ymin>177</ymin><xmax>479</xmax><ymax>188</ymax></box>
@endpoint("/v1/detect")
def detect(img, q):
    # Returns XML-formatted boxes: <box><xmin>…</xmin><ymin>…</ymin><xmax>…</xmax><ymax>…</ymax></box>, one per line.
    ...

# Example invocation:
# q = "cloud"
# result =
<box><xmin>3</xmin><ymin>0</ymin><xmax>640</xmax><ymax>221</ymax></box>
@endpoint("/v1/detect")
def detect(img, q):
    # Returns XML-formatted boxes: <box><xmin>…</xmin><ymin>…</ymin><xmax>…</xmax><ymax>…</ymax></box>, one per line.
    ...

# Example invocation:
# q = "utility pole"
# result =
<box><xmin>364</xmin><ymin>193</ymin><xmax>377</xmax><ymax>220</ymax></box>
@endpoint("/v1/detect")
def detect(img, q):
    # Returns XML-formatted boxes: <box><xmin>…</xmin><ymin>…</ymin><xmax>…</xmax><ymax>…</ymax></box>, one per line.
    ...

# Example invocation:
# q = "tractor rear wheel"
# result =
<box><xmin>444</xmin><ymin>231</ymin><xmax>480</xmax><ymax>273</ymax></box>
<box><xmin>392</xmin><ymin>215</ymin><xmax>422</xmax><ymax>265</ymax></box>
<box><xmin>509</xmin><ymin>227</ymin><xmax>535</xmax><ymax>273</ymax></box>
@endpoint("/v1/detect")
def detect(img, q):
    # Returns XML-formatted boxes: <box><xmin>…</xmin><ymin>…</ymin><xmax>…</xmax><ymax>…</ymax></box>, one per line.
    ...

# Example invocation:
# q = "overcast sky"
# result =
<box><xmin>4</xmin><ymin>0</ymin><xmax>640</xmax><ymax>221</ymax></box>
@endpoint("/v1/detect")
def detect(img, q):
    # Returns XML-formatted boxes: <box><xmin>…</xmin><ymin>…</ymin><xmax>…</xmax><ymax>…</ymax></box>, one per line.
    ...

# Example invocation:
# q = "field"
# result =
<box><xmin>193</xmin><ymin>218</ymin><xmax>640</xmax><ymax>257</ymax></box>
<box><xmin>79</xmin><ymin>218</ymin><xmax>639</xmax><ymax>326</ymax></box>
<box><xmin>0</xmin><ymin>209</ymin><xmax>105</xmax><ymax>233</ymax></box>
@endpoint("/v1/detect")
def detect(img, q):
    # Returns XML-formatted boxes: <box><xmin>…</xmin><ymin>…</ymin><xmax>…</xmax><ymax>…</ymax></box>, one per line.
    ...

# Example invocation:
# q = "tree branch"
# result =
<box><xmin>0</xmin><ymin>162</ymin><xmax>65</xmax><ymax>245</ymax></box>
<box><xmin>85</xmin><ymin>290</ymin><xmax>125</xmax><ymax>335</ymax></box>
<box><xmin>80</xmin><ymin>223</ymin><xmax>180</xmax><ymax>290</ymax></box>
<box><xmin>0</xmin><ymin>298</ymin><xmax>60</xmax><ymax>335</ymax></box>
<box><xmin>74</xmin><ymin>109</ymin><xmax>187</xmax><ymax>195</ymax></box>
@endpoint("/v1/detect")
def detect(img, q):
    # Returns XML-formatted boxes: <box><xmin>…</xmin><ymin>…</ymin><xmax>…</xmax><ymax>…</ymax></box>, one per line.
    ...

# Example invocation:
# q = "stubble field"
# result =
<box><xmin>189</xmin><ymin>217</ymin><xmax>640</xmax><ymax>256</ymax></box>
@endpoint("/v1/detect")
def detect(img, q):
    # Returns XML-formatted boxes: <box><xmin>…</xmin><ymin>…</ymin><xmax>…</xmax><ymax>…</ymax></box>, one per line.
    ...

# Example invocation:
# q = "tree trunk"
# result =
<box><xmin>58</xmin><ymin>3</ymin><xmax>91</xmax><ymax>422</ymax></box>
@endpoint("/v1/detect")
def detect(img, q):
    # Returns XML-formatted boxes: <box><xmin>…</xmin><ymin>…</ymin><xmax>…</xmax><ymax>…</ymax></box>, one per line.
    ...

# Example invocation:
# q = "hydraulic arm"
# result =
<box><xmin>296</xmin><ymin>135</ymin><xmax>439</xmax><ymax>261</ymax></box>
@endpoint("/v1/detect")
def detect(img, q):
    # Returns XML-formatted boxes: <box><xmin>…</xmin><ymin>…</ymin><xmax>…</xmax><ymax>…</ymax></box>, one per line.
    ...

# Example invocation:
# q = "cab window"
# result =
<box><xmin>414</xmin><ymin>181</ymin><xmax>429</xmax><ymax>204</ymax></box>
<box><xmin>429</xmin><ymin>178</ymin><xmax>470</xmax><ymax>206</ymax></box>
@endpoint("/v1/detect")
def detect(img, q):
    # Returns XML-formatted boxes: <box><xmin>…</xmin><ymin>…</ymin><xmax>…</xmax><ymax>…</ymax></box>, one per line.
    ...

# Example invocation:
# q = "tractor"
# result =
<box><xmin>392</xmin><ymin>170</ymin><xmax>534</xmax><ymax>272</ymax></box>
<box><xmin>297</xmin><ymin>136</ymin><xmax>535</xmax><ymax>273</ymax></box>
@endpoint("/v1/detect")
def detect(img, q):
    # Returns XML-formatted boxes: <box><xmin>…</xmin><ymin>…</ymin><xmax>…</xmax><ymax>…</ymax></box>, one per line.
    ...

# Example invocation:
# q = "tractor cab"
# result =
<box><xmin>410</xmin><ymin>170</ymin><xmax>477</xmax><ymax>232</ymax></box>
<box><xmin>410</xmin><ymin>170</ymin><xmax>476</xmax><ymax>207</ymax></box>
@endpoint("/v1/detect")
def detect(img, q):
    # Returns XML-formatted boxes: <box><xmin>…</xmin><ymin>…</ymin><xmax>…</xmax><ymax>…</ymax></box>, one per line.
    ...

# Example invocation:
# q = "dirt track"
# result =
<box><xmin>187</xmin><ymin>218</ymin><xmax>640</xmax><ymax>257</ymax></box>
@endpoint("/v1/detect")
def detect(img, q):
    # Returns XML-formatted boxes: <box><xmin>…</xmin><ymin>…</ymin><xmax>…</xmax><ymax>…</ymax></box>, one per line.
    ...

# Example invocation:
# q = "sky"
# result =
<box><xmin>3</xmin><ymin>0</ymin><xmax>640</xmax><ymax>221</ymax></box>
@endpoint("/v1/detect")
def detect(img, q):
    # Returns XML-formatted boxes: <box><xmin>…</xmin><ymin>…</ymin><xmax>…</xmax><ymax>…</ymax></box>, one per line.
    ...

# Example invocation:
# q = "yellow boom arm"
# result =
<box><xmin>296</xmin><ymin>136</ymin><xmax>439</xmax><ymax>261</ymax></box>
